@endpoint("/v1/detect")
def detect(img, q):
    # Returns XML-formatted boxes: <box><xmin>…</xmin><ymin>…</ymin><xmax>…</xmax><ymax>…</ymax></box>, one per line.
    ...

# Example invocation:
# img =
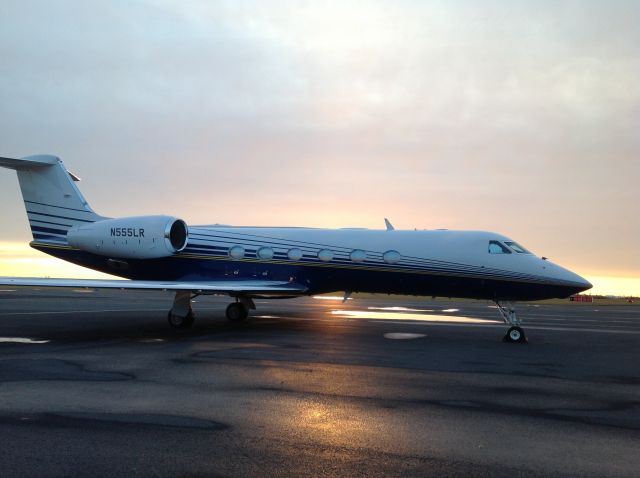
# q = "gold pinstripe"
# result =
<box><xmin>172</xmin><ymin>252</ymin><xmax>550</xmax><ymax>285</ymax></box>
<box><xmin>30</xmin><ymin>242</ymin><xmax>556</xmax><ymax>286</ymax></box>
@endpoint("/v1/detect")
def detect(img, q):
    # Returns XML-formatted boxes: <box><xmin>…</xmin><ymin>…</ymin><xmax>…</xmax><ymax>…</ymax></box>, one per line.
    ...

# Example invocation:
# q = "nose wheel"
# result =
<box><xmin>503</xmin><ymin>326</ymin><xmax>527</xmax><ymax>343</ymax></box>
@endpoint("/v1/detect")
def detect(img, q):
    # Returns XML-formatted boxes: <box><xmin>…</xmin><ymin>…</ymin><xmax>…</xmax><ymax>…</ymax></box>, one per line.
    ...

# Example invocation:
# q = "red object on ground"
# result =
<box><xmin>570</xmin><ymin>295</ymin><xmax>593</xmax><ymax>303</ymax></box>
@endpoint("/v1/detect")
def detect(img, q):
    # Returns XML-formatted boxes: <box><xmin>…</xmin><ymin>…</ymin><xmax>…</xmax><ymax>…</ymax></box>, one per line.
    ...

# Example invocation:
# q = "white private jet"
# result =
<box><xmin>0</xmin><ymin>155</ymin><xmax>592</xmax><ymax>343</ymax></box>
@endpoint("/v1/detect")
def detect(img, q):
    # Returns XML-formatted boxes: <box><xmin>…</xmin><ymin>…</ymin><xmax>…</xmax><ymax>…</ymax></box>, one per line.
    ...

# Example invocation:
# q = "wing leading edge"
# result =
<box><xmin>0</xmin><ymin>277</ymin><xmax>308</xmax><ymax>297</ymax></box>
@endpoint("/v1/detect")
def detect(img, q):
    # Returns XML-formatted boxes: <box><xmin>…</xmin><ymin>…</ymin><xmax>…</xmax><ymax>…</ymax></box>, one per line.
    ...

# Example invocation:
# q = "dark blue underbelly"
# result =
<box><xmin>36</xmin><ymin>246</ymin><xmax>585</xmax><ymax>301</ymax></box>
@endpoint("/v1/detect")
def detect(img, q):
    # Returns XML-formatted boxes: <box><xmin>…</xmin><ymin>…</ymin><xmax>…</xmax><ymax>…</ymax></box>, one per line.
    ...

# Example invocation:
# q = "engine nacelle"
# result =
<box><xmin>67</xmin><ymin>215</ymin><xmax>188</xmax><ymax>259</ymax></box>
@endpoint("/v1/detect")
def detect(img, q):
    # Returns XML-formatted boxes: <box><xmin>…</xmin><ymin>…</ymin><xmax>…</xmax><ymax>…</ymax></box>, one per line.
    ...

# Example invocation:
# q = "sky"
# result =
<box><xmin>0</xmin><ymin>0</ymin><xmax>638</xmax><ymax>295</ymax></box>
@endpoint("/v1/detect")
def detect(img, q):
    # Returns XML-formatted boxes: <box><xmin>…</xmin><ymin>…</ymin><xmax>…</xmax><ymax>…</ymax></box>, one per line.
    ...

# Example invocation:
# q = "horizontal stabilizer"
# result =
<box><xmin>0</xmin><ymin>277</ymin><xmax>308</xmax><ymax>297</ymax></box>
<box><xmin>0</xmin><ymin>155</ymin><xmax>59</xmax><ymax>170</ymax></box>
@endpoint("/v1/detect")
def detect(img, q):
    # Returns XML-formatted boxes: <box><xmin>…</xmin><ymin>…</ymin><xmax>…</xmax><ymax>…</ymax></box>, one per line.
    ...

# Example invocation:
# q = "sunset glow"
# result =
<box><xmin>0</xmin><ymin>1</ymin><xmax>637</xmax><ymax>295</ymax></box>
<box><xmin>1</xmin><ymin>4</ymin><xmax>638</xmax><ymax>476</ymax></box>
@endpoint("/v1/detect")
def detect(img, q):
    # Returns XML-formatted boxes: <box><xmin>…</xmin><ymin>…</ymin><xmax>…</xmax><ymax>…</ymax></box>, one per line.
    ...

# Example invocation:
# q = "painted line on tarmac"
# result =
<box><xmin>528</xmin><ymin>320</ymin><xmax>640</xmax><ymax>328</ymax></box>
<box><xmin>0</xmin><ymin>337</ymin><xmax>50</xmax><ymax>344</ymax></box>
<box><xmin>368</xmin><ymin>319</ymin><xmax>640</xmax><ymax>334</ymax></box>
<box><xmin>525</xmin><ymin>325</ymin><xmax>640</xmax><ymax>335</ymax></box>
<box><xmin>383</xmin><ymin>332</ymin><xmax>426</xmax><ymax>340</ymax></box>
<box><xmin>0</xmin><ymin>308</ymin><xmax>170</xmax><ymax>315</ymax></box>
<box><xmin>529</xmin><ymin>317</ymin><xmax>640</xmax><ymax>324</ymax></box>
<box><xmin>0</xmin><ymin>307</ymin><xmax>227</xmax><ymax>316</ymax></box>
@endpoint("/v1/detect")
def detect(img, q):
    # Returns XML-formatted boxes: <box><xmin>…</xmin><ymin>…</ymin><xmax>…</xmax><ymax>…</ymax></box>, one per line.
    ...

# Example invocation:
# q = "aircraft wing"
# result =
<box><xmin>0</xmin><ymin>277</ymin><xmax>308</xmax><ymax>297</ymax></box>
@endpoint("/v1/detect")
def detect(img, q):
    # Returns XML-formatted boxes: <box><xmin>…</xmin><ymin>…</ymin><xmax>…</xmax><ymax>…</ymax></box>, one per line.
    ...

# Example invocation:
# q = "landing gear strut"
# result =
<box><xmin>496</xmin><ymin>301</ymin><xmax>527</xmax><ymax>344</ymax></box>
<box><xmin>167</xmin><ymin>290</ymin><xmax>195</xmax><ymax>329</ymax></box>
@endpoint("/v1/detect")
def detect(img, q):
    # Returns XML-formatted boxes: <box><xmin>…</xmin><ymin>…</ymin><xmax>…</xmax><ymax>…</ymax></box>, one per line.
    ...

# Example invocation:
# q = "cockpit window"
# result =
<box><xmin>504</xmin><ymin>241</ymin><xmax>531</xmax><ymax>254</ymax></box>
<box><xmin>488</xmin><ymin>240</ymin><xmax>511</xmax><ymax>254</ymax></box>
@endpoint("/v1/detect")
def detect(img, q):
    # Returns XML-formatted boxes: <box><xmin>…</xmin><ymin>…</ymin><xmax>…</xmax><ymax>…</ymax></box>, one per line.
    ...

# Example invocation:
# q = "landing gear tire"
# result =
<box><xmin>167</xmin><ymin>310</ymin><xmax>195</xmax><ymax>329</ymax></box>
<box><xmin>503</xmin><ymin>326</ymin><xmax>527</xmax><ymax>344</ymax></box>
<box><xmin>226</xmin><ymin>302</ymin><xmax>248</xmax><ymax>322</ymax></box>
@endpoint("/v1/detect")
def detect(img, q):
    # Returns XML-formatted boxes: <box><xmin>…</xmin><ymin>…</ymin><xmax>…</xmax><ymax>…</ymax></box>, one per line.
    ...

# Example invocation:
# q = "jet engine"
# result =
<box><xmin>67</xmin><ymin>215</ymin><xmax>188</xmax><ymax>259</ymax></box>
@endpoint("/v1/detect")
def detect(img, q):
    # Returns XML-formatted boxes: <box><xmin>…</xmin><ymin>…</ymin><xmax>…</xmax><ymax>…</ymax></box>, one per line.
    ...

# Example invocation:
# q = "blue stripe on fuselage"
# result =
<box><xmin>24</xmin><ymin>199</ymin><xmax>94</xmax><ymax>214</ymax></box>
<box><xmin>27</xmin><ymin>210</ymin><xmax>95</xmax><ymax>223</ymax></box>
<box><xmin>28</xmin><ymin>218</ymin><xmax>73</xmax><ymax>228</ymax></box>
<box><xmin>31</xmin><ymin>225</ymin><xmax>68</xmax><ymax>235</ymax></box>
<box><xmin>32</xmin><ymin>234</ymin><xmax>67</xmax><ymax>243</ymax></box>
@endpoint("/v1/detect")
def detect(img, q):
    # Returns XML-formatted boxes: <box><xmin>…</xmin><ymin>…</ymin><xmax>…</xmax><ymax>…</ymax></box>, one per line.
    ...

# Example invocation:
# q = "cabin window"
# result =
<box><xmin>350</xmin><ymin>249</ymin><xmax>366</xmax><ymax>263</ymax></box>
<box><xmin>383</xmin><ymin>250</ymin><xmax>401</xmax><ymax>264</ymax></box>
<box><xmin>257</xmin><ymin>247</ymin><xmax>274</xmax><ymax>260</ymax></box>
<box><xmin>287</xmin><ymin>248</ymin><xmax>303</xmax><ymax>261</ymax></box>
<box><xmin>318</xmin><ymin>249</ymin><xmax>334</xmax><ymax>262</ymax></box>
<box><xmin>488</xmin><ymin>241</ymin><xmax>511</xmax><ymax>254</ymax></box>
<box><xmin>229</xmin><ymin>245</ymin><xmax>245</xmax><ymax>260</ymax></box>
<box><xmin>504</xmin><ymin>241</ymin><xmax>530</xmax><ymax>254</ymax></box>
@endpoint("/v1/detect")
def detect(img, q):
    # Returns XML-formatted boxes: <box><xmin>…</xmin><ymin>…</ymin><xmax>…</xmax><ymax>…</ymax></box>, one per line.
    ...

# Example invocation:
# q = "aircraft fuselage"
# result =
<box><xmin>32</xmin><ymin>226</ymin><xmax>591</xmax><ymax>301</ymax></box>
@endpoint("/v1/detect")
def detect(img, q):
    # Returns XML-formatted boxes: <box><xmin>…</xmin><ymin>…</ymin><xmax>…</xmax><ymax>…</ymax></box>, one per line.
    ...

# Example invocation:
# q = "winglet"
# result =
<box><xmin>384</xmin><ymin>218</ymin><xmax>395</xmax><ymax>231</ymax></box>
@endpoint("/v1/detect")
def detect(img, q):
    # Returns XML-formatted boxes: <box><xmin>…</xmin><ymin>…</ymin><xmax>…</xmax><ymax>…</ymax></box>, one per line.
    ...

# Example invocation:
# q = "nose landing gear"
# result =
<box><xmin>496</xmin><ymin>301</ymin><xmax>528</xmax><ymax>344</ymax></box>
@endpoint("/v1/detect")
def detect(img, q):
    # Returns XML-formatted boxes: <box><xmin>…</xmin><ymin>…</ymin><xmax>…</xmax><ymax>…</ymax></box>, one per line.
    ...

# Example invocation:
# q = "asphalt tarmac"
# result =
<box><xmin>0</xmin><ymin>289</ymin><xmax>639</xmax><ymax>477</ymax></box>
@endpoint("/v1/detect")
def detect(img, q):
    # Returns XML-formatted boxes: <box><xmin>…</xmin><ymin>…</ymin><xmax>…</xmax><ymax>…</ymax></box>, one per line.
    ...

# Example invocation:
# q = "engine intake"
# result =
<box><xmin>67</xmin><ymin>215</ymin><xmax>188</xmax><ymax>259</ymax></box>
<box><xmin>167</xmin><ymin>218</ymin><xmax>188</xmax><ymax>251</ymax></box>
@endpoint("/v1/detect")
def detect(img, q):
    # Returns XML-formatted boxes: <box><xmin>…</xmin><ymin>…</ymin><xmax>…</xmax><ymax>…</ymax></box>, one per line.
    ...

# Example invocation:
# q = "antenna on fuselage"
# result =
<box><xmin>384</xmin><ymin>218</ymin><xmax>395</xmax><ymax>231</ymax></box>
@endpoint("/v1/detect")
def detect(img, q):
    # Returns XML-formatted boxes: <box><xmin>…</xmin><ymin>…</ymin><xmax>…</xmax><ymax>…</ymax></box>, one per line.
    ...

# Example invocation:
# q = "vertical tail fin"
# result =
<box><xmin>0</xmin><ymin>155</ymin><xmax>103</xmax><ymax>244</ymax></box>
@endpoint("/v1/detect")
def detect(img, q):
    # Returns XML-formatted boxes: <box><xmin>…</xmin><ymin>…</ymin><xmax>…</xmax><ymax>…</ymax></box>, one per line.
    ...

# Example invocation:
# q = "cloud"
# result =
<box><xmin>0</xmin><ymin>0</ymin><xmax>638</xmax><ymax>276</ymax></box>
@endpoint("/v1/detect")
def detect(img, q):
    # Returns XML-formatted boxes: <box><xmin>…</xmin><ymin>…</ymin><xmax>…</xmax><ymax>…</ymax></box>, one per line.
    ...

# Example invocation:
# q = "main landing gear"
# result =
<box><xmin>167</xmin><ymin>290</ymin><xmax>195</xmax><ymax>328</ymax></box>
<box><xmin>167</xmin><ymin>309</ymin><xmax>195</xmax><ymax>328</ymax></box>
<box><xmin>226</xmin><ymin>302</ymin><xmax>248</xmax><ymax>322</ymax></box>
<box><xmin>495</xmin><ymin>301</ymin><xmax>527</xmax><ymax>344</ymax></box>
<box><xmin>225</xmin><ymin>297</ymin><xmax>255</xmax><ymax>323</ymax></box>
<box><xmin>166</xmin><ymin>291</ymin><xmax>255</xmax><ymax>328</ymax></box>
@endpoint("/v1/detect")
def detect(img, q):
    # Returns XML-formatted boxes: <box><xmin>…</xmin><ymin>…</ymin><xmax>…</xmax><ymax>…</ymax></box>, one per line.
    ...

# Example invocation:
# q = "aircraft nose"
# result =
<box><xmin>566</xmin><ymin>269</ymin><xmax>592</xmax><ymax>290</ymax></box>
<box><xmin>575</xmin><ymin>275</ymin><xmax>593</xmax><ymax>292</ymax></box>
<box><xmin>551</xmin><ymin>263</ymin><xmax>592</xmax><ymax>293</ymax></box>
